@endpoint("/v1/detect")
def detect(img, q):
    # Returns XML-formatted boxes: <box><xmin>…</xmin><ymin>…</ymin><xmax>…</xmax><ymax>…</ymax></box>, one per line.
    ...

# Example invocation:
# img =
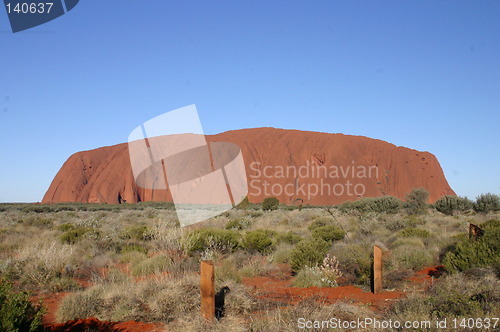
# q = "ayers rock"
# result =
<box><xmin>42</xmin><ymin>127</ymin><xmax>455</xmax><ymax>205</ymax></box>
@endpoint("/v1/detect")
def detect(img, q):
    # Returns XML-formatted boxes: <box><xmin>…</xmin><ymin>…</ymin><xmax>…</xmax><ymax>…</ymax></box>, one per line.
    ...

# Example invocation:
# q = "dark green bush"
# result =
<box><xmin>290</xmin><ymin>238</ymin><xmax>331</xmax><ymax>272</ymax></box>
<box><xmin>60</xmin><ymin>228</ymin><xmax>89</xmax><ymax>244</ymax></box>
<box><xmin>474</xmin><ymin>193</ymin><xmax>500</xmax><ymax>213</ymax></box>
<box><xmin>307</xmin><ymin>217</ymin><xmax>331</xmax><ymax>231</ymax></box>
<box><xmin>262</xmin><ymin>197</ymin><xmax>279</xmax><ymax>211</ymax></box>
<box><xmin>443</xmin><ymin>219</ymin><xmax>500</xmax><ymax>273</ymax></box>
<box><xmin>276</xmin><ymin>231</ymin><xmax>302</xmax><ymax>245</ymax></box>
<box><xmin>185</xmin><ymin>228</ymin><xmax>241</xmax><ymax>252</ymax></box>
<box><xmin>400</xmin><ymin>227</ymin><xmax>431</xmax><ymax>238</ymax></box>
<box><xmin>435</xmin><ymin>195</ymin><xmax>473</xmax><ymax>215</ymax></box>
<box><xmin>242</xmin><ymin>229</ymin><xmax>276</xmax><ymax>254</ymax></box>
<box><xmin>0</xmin><ymin>280</ymin><xmax>45</xmax><ymax>332</ymax></box>
<box><xmin>311</xmin><ymin>225</ymin><xmax>345</xmax><ymax>242</ymax></box>
<box><xmin>404</xmin><ymin>188</ymin><xmax>429</xmax><ymax>215</ymax></box>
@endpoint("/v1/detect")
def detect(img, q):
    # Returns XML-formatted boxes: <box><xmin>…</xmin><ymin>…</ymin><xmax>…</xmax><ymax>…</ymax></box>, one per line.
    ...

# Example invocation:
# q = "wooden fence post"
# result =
<box><xmin>200</xmin><ymin>260</ymin><xmax>215</xmax><ymax>320</ymax></box>
<box><xmin>373</xmin><ymin>245</ymin><xmax>383</xmax><ymax>294</ymax></box>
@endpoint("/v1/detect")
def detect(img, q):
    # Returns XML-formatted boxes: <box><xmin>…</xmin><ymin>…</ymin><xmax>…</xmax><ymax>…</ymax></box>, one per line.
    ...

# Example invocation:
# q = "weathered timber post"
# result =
<box><xmin>469</xmin><ymin>223</ymin><xmax>484</xmax><ymax>240</ymax></box>
<box><xmin>200</xmin><ymin>260</ymin><xmax>215</xmax><ymax>320</ymax></box>
<box><xmin>372</xmin><ymin>245</ymin><xmax>383</xmax><ymax>294</ymax></box>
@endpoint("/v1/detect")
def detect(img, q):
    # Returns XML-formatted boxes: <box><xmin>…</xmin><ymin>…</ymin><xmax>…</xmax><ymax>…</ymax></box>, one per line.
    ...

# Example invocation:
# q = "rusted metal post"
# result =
<box><xmin>373</xmin><ymin>245</ymin><xmax>383</xmax><ymax>294</ymax></box>
<box><xmin>200</xmin><ymin>260</ymin><xmax>215</xmax><ymax>320</ymax></box>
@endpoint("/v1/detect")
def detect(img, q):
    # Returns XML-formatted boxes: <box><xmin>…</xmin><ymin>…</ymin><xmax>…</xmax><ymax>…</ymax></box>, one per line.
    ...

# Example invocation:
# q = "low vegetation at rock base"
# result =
<box><xmin>0</xmin><ymin>192</ymin><xmax>498</xmax><ymax>331</ymax></box>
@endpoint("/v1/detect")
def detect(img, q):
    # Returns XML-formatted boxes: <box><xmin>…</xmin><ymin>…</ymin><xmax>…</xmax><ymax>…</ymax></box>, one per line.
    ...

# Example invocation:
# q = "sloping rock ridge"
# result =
<box><xmin>42</xmin><ymin>128</ymin><xmax>455</xmax><ymax>205</ymax></box>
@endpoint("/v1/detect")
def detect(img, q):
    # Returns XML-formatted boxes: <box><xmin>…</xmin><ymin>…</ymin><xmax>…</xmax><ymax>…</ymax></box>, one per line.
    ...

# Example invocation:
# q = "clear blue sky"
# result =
<box><xmin>0</xmin><ymin>1</ymin><xmax>499</xmax><ymax>202</ymax></box>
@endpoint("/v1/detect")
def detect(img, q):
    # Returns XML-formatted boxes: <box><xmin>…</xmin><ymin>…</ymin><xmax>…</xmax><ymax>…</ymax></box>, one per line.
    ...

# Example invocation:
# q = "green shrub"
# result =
<box><xmin>242</xmin><ymin>230</ymin><xmax>276</xmax><ymax>254</ymax></box>
<box><xmin>276</xmin><ymin>231</ymin><xmax>302</xmax><ymax>245</ymax></box>
<box><xmin>307</xmin><ymin>217</ymin><xmax>331</xmax><ymax>231</ymax></box>
<box><xmin>369</xmin><ymin>196</ymin><xmax>403</xmax><ymax>213</ymax></box>
<box><xmin>120</xmin><ymin>225</ymin><xmax>151</xmax><ymax>241</ymax></box>
<box><xmin>435</xmin><ymin>195</ymin><xmax>473</xmax><ymax>215</ymax></box>
<box><xmin>225</xmin><ymin>218</ymin><xmax>249</xmax><ymax>230</ymax></box>
<box><xmin>405</xmin><ymin>188</ymin><xmax>429</xmax><ymax>215</ymax></box>
<box><xmin>400</xmin><ymin>227</ymin><xmax>431</xmax><ymax>238</ymax></box>
<box><xmin>185</xmin><ymin>228</ymin><xmax>241</xmax><ymax>253</ymax></box>
<box><xmin>443</xmin><ymin>219</ymin><xmax>500</xmax><ymax>273</ymax></box>
<box><xmin>57</xmin><ymin>223</ymin><xmax>75</xmax><ymax>232</ymax></box>
<box><xmin>474</xmin><ymin>193</ymin><xmax>500</xmax><ymax>213</ymax></box>
<box><xmin>311</xmin><ymin>225</ymin><xmax>345</xmax><ymax>242</ymax></box>
<box><xmin>0</xmin><ymin>280</ymin><xmax>45</xmax><ymax>332</ymax></box>
<box><xmin>60</xmin><ymin>228</ymin><xmax>88</xmax><ymax>244</ymax></box>
<box><xmin>337</xmin><ymin>196</ymin><xmax>402</xmax><ymax>214</ymax></box>
<box><xmin>262</xmin><ymin>197</ymin><xmax>279</xmax><ymax>211</ymax></box>
<box><xmin>290</xmin><ymin>238</ymin><xmax>331</xmax><ymax>272</ymax></box>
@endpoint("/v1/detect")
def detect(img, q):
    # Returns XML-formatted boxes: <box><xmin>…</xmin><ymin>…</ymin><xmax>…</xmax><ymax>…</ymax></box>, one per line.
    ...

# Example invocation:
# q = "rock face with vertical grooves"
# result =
<box><xmin>42</xmin><ymin>127</ymin><xmax>455</xmax><ymax>205</ymax></box>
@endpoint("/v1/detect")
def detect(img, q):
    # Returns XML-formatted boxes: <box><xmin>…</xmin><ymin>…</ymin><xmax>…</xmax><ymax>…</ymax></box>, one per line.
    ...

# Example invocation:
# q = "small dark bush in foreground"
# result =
<box><xmin>0</xmin><ymin>280</ymin><xmax>45</xmax><ymax>332</ymax></box>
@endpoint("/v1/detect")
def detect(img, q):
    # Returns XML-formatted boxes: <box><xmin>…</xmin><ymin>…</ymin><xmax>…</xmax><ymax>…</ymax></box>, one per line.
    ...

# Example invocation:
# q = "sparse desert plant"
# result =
<box><xmin>271</xmin><ymin>243</ymin><xmax>293</xmax><ymax>264</ymax></box>
<box><xmin>241</xmin><ymin>229</ymin><xmax>276</xmax><ymax>254</ymax></box>
<box><xmin>262</xmin><ymin>197</ymin><xmax>279</xmax><ymax>211</ymax></box>
<box><xmin>292</xmin><ymin>255</ymin><xmax>342</xmax><ymax>288</ymax></box>
<box><xmin>307</xmin><ymin>217</ymin><xmax>331</xmax><ymax>231</ymax></box>
<box><xmin>120</xmin><ymin>224</ymin><xmax>152</xmax><ymax>241</ymax></box>
<box><xmin>225</xmin><ymin>218</ymin><xmax>250</xmax><ymax>230</ymax></box>
<box><xmin>0</xmin><ymin>279</ymin><xmax>45</xmax><ymax>332</ymax></box>
<box><xmin>276</xmin><ymin>231</ymin><xmax>302</xmax><ymax>245</ymax></box>
<box><xmin>435</xmin><ymin>195</ymin><xmax>473</xmax><ymax>215</ymax></box>
<box><xmin>292</xmin><ymin>266</ymin><xmax>325</xmax><ymax>287</ymax></box>
<box><xmin>18</xmin><ymin>242</ymin><xmax>74</xmax><ymax>289</ymax></box>
<box><xmin>389</xmin><ymin>270</ymin><xmax>499</xmax><ymax>325</ymax></box>
<box><xmin>337</xmin><ymin>196</ymin><xmax>402</xmax><ymax>214</ymax></box>
<box><xmin>311</xmin><ymin>225</ymin><xmax>345</xmax><ymax>243</ymax></box>
<box><xmin>405</xmin><ymin>188</ymin><xmax>429</xmax><ymax>215</ymax></box>
<box><xmin>60</xmin><ymin>227</ymin><xmax>89</xmax><ymax>244</ymax></box>
<box><xmin>391</xmin><ymin>245</ymin><xmax>433</xmax><ymax>271</ymax></box>
<box><xmin>399</xmin><ymin>227</ymin><xmax>431</xmax><ymax>238</ymax></box>
<box><xmin>290</xmin><ymin>238</ymin><xmax>331</xmax><ymax>272</ymax></box>
<box><xmin>474</xmin><ymin>193</ymin><xmax>500</xmax><ymax>213</ymax></box>
<box><xmin>248</xmin><ymin>298</ymin><xmax>373</xmax><ymax>332</ymax></box>
<box><xmin>184</xmin><ymin>228</ymin><xmax>241</xmax><ymax>253</ymax></box>
<box><xmin>130</xmin><ymin>255</ymin><xmax>171</xmax><ymax>276</ymax></box>
<box><xmin>369</xmin><ymin>195</ymin><xmax>403</xmax><ymax>213</ymax></box>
